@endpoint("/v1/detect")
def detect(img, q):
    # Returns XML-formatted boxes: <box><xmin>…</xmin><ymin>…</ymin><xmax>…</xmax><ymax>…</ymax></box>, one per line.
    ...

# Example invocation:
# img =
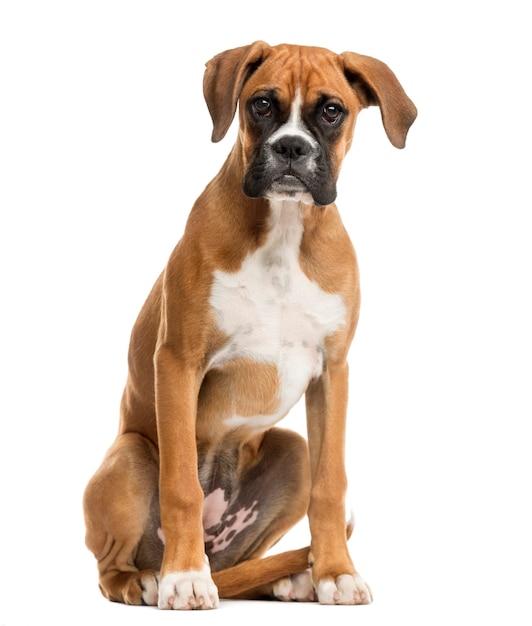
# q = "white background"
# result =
<box><xmin>1</xmin><ymin>1</ymin><xmax>531</xmax><ymax>624</ymax></box>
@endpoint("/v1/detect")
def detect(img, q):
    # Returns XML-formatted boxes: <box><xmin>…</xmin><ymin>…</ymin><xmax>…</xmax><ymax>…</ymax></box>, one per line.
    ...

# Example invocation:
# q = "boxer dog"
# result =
<box><xmin>83</xmin><ymin>41</ymin><xmax>416</xmax><ymax>609</ymax></box>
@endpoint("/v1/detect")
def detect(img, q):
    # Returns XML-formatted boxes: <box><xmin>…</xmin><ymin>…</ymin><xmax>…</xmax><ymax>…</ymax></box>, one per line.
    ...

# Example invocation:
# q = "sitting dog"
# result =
<box><xmin>83</xmin><ymin>41</ymin><xmax>416</xmax><ymax>609</ymax></box>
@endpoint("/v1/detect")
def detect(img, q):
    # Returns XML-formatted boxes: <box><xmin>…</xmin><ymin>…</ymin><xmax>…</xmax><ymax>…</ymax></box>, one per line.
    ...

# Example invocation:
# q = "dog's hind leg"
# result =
<box><xmin>83</xmin><ymin>432</ymin><xmax>160</xmax><ymax>605</ymax></box>
<box><xmin>202</xmin><ymin>428</ymin><xmax>314</xmax><ymax>599</ymax></box>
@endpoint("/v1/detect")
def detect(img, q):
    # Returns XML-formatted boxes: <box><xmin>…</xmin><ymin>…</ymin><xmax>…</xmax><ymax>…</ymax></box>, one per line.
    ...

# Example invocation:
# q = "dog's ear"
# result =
<box><xmin>339</xmin><ymin>52</ymin><xmax>417</xmax><ymax>148</ymax></box>
<box><xmin>204</xmin><ymin>41</ymin><xmax>270</xmax><ymax>143</ymax></box>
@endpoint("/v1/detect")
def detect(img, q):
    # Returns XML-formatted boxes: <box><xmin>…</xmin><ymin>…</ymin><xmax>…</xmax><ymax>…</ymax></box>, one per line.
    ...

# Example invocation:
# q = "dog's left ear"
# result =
<box><xmin>204</xmin><ymin>41</ymin><xmax>270</xmax><ymax>143</ymax></box>
<box><xmin>340</xmin><ymin>52</ymin><xmax>417</xmax><ymax>148</ymax></box>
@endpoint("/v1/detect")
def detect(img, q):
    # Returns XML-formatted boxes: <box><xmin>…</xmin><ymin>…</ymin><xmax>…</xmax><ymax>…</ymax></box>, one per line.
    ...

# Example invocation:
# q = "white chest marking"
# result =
<box><xmin>209</xmin><ymin>200</ymin><xmax>346</xmax><ymax>429</ymax></box>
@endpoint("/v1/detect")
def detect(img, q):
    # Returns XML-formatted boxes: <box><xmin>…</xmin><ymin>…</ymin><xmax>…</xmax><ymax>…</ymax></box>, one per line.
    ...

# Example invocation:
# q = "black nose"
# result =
<box><xmin>271</xmin><ymin>135</ymin><xmax>312</xmax><ymax>162</ymax></box>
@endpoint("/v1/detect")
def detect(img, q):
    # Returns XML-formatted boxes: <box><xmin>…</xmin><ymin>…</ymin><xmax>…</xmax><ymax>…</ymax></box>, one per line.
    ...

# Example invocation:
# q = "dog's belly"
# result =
<box><xmin>205</xmin><ymin>202</ymin><xmax>346</xmax><ymax>432</ymax></box>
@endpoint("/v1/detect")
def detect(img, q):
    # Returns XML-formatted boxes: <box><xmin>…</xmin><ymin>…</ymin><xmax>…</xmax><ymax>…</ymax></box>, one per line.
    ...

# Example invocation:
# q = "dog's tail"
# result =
<box><xmin>212</xmin><ymin>547</ymin><xmax>311</xmax><ymax>598</ymax></box>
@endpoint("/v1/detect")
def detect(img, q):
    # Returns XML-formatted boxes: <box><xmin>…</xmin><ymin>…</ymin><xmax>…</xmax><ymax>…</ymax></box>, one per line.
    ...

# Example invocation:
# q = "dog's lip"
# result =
<box><xmin>268</xmin><ymin>175</ymin><xmax>314</xmax><ymax>204</ymax></box>
<box><xmin>272</xmin><ymin>174</ymin><xmax>308</xmax><ymax>191</ymax></box>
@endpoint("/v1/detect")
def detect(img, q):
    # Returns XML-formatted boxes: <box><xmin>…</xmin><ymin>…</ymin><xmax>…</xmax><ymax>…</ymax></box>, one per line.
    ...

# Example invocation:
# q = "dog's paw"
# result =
<box><xmin>158</xmin><ymin>566</ymin><xmax>219</xmax><ymax>610</ymax></box>
<box><xmin>316</xmin><ymin>573</ymin><xmax>372</xmax><ymax>605</ymax></box>
<box><xmin>273</xmin><ymin>570</ymin><xmax>317</xmax><ymax>602</ymax></box>
<box><xmin>140</xmin><ymin>571</ymin><xmax>159</xmax><ymax>606</ymax></box>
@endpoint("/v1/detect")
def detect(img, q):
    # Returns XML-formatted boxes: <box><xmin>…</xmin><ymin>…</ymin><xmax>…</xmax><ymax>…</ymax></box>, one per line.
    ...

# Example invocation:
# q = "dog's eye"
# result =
<box><xmin>322</xmin><ymin>104</ymin><xmax>343</xmax><ymax>125</ymax></box>
<box><xmin>252</xmin><ymin>97</ymin><xmax>272</xmax><ymax>118</ymax></box>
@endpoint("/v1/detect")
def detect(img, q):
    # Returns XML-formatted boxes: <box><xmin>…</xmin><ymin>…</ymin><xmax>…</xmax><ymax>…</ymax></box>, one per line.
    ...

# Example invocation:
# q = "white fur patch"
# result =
<box><xmin>273</xmin><ymin>570</ymin><xmax>316</xmax><ymax>602</ymax></box>
<box><xmin>158</xmin><ymin>563</ymin><xmax>219</xmax><ymax>610</ymax></box>
<box><xmin>266</xmin><ymin>90</ymin><xmax>319</xmax><ymax>158</ymax></box>
<box><xmin>209</xmin><ymin>200</ymin><xmax>346</xmax><ymax>431</ymax></box>
<box><xmin>140</xmin><ymin>571</ymin><xmax>159</xmax><ymax>606</ymax></box>
<box><xmin>316</xmin><ymin>573</ymin><xmax>372</xmax><ymax>605</ymax></box>
<box><xmin>265</xmin><ymin>90</ymin><xmax>319</xmax><ymax>205</ymax></box>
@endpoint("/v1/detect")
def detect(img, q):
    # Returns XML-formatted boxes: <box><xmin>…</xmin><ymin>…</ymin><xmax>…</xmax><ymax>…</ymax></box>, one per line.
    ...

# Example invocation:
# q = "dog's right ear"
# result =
<box><xmin>204</xmin><ymin>41</ymin><xmax>270</xmax><ymax>143</ymax></box>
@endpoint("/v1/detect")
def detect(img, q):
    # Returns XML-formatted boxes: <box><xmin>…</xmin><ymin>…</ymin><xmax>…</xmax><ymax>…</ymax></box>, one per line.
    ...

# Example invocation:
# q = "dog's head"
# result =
<box><xmin>204</xmin><ymin>42</ymin><xmax>417</xmax><ymax>207</ymax></box>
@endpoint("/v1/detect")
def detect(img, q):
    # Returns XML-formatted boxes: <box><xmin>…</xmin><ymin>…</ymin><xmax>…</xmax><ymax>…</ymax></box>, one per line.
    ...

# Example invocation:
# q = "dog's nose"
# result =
<box><xmin>271</xmin><ymin>135</ymin><xmax>312</xmax><ymax>162</ymax></box>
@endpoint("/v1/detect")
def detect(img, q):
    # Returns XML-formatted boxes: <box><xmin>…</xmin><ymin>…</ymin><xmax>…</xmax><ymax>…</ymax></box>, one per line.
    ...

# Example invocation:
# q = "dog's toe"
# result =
<box><xmin>140</xmin><ymin>571</ymin><xmax>159</xmax><ymax>606</ymax></box>
<box><xmin>317</xmin><ymin>573</ymin><xmax>372</xmax><ymax>605</ymax></box>
<box><xmin>158</xmin><ymin>569</ymin><xmax>219</xmax><ymax>610</ymax></box>
<box><xmin>273</xmin><ymin>570</ymin><xmax>316</xmax><ymax>602</ymax></box>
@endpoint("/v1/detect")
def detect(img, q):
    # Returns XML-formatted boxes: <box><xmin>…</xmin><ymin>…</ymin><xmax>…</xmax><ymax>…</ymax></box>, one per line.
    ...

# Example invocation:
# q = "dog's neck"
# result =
<box><xmin>202</xmin><ymin>144</ymin><xmax>324</xmax><ymax>257</ymax></box>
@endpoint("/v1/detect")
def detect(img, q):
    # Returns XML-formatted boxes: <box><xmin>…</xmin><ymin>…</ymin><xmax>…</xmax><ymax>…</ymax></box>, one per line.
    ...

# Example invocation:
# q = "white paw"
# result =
<box><xmin>158</xmin><ymin>565</ymin><xmax>219</xmax><ymax>610</ymax></box>
<box><xmin>317</xmin><ymin>573</ymin><xmax>372</xmax><ymax>605</ymax></box>
<box><xmin>140</xmin><ymin>571</ymin><xmax>159</xmax><ymax>606</ymax></box>
<box><xmin>273</xmin><ymin>570</ymin><xmax>316</xmax><ymax>602</ymax></box>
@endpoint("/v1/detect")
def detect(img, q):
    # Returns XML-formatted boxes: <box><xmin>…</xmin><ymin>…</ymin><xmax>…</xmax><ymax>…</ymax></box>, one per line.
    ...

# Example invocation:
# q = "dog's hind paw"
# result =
<box><xmin>158</xmin><ymin>566</ymin><xmax>219</xmax><ymax>610</ymax></box>
<box><xmin>317</xmin><ymin>573</ymin><xmax>372</xmax><ymax>605</ymax></box>
<box><xmin>273</xmin><ymin>570</ymin><xmax>316</xmax><ymax>602</ymax></box>
<box><xmin>140</xmin><ymin>571</ymin><xmax>159</xmax><ymax>606</ymax></box>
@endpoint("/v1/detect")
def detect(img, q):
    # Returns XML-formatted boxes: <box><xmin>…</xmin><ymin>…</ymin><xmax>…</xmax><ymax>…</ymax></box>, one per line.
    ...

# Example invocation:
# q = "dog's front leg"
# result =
<box><xmin>305</xmin><ymin>359</ymin><xmax>372</xmax><ymax>605</ymax></box>
<box><xmin>154</xmin><ymin>345</ymin><xmax>219</xmax><ymax>610</ymax></box>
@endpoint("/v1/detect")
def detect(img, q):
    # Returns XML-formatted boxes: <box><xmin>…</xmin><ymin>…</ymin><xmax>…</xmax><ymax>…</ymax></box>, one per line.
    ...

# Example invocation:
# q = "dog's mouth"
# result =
<box><xmin>267</xmin><ymin>174</ymin><xmax>314</xmax><ymax>204</ymax></box>
<box><xmin>271</xmin><ymin>174</ymin><xmax>307</xmax><ymax>194</ymax></box>
<box><xmin>243</xmin><ymin>164</ymin><xmax>337</xmax><ymax>207</ymax></box>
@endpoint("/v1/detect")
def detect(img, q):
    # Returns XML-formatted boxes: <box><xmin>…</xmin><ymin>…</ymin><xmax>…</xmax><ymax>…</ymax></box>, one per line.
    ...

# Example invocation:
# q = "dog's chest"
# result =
<box><xmin>208</xmin><ymin>203</ymin><xmax>346</xmax><ymax>429</ymax></box>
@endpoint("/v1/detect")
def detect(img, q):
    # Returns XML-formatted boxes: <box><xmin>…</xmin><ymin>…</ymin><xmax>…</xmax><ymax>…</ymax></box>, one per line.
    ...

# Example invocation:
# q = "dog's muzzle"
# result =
<box><xmin>243</xmin><ymin>133</ymin><xmax>337</xmax><ymax>206</ymax></box>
